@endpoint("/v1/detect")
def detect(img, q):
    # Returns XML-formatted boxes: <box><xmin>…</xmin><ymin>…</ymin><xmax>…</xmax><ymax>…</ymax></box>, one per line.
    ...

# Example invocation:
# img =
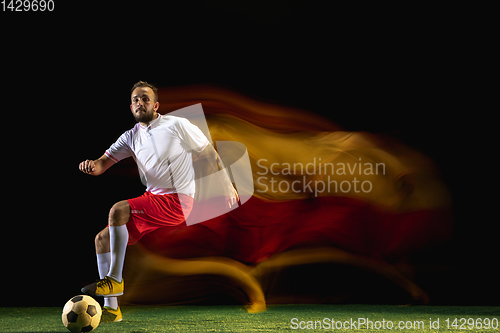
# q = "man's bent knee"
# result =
<box><xmin>109</xmin><ymin>200</ymin><xmax>131</xmax><ymax>226</ymax></box>
<box><xmin>95</xmin><ymin>228</ymin><xmax>110</xmax><ymax>253</ymax></box>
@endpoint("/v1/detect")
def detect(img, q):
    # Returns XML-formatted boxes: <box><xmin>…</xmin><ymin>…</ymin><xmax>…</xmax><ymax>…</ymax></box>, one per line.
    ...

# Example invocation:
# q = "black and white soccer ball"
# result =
<box><xmin>62</xmin><ymin>295</ymin><xmax>102</xmax><ymax>333</ymax></box>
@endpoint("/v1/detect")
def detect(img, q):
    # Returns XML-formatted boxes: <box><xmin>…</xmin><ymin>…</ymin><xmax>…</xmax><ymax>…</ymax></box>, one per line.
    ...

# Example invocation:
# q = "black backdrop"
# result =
<box><xmin>1</xmin><ymin>2</ymin><xmax>496</xmax><ymax>306</ymax></box>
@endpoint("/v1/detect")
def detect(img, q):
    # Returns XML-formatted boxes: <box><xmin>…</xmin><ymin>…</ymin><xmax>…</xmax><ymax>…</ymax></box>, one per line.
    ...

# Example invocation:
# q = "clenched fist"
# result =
<box><xmin>79</xmin><ymin>159</ymin><xmax>96</xmax><ymax>174</ymax></box>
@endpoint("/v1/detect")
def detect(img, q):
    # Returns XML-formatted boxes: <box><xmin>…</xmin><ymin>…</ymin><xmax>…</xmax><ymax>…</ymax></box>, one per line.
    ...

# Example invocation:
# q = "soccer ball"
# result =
<box><xmin>62</xmin><ymin>295</ymin><xmax>102</xmax><ymax>333</ymax></box>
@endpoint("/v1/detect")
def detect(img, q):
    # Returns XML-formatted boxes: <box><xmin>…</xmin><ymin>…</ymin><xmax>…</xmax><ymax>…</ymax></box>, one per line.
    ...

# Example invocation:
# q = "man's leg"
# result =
<box><xmin>83</xmin><ymin>200</ymin><xmax>130</xmax><ymax>297</ymax></box>
<box><xmin>94</xmin><ymin>228</ymin><xmax>118</xmax><ymax>310</ymax></box>
<box><xmin>107</xmin><ymin>200</ymin><xmax>130</xmax><ymax>282</ymax></box>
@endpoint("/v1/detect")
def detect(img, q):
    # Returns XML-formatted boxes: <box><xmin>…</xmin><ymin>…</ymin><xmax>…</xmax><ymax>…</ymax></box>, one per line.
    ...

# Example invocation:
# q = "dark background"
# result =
<box><xmin>1</xmin><ymin>2</ymin><xmax>496</xmax><ymax>306</ymax></box>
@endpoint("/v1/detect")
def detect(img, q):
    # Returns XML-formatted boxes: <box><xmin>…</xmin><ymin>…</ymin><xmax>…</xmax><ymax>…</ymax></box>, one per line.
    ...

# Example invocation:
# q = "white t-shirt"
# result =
<box><xmin>105</xmin><ymin>114</ymin><xmax>209</xmax><ymax>197</ymax></box>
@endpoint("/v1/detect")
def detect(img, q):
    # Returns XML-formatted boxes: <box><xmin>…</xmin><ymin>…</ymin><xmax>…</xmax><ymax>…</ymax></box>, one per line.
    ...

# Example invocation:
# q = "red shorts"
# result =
<box><xmin>125</xmin><ymin>192</ymin><xmax>193</xmax><ymax>245</ymax></box>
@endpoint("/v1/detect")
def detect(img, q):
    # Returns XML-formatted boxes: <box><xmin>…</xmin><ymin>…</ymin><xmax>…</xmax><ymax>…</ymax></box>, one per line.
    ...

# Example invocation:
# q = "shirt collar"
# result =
<box><xmin>139</xmin><ymin>113</ymin><xmax>162</xmax><ymax>130</ymax></box>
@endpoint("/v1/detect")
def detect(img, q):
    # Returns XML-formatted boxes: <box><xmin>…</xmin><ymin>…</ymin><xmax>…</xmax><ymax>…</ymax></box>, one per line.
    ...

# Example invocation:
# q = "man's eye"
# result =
<box><xmin>143</xmin><ymin>97</ymin><xmax>150</xmax><ymax>102</ymax></box>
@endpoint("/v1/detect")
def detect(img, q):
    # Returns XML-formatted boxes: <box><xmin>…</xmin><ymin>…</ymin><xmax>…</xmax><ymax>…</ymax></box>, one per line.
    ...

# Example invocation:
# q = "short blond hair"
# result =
<box><xmin>131</xmin><ymin>81</ymin><xmax>158</xmax><ymax>102</ymax></box>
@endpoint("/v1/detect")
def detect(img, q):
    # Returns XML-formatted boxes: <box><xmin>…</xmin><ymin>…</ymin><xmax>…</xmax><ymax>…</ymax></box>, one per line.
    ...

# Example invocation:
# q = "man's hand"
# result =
<box><xmin>78</xmin><ymin>155</ymin><xmax>115</xmax><ymax>176</ymax></box>
<box><xmin>226</xmin><ymin>183</ymin><xmax>240</xmax><ymax>209</ymax></box>
<box><xmin>79</xmin><ymin>159</ymin><xmax>96</xmax><ymax>174</ymax></box>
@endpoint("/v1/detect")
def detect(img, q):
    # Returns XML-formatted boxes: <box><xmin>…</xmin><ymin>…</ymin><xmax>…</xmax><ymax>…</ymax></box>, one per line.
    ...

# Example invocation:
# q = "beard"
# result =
<box><xmin>133</xmin><ymin>106</ymin><xmax>156</xmax><ymax>124</ymax></box>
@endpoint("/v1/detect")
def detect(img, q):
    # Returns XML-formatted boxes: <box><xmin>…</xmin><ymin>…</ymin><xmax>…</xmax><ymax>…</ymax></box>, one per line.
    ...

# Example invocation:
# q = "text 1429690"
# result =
<box><xmin>2</xmin><ymin>0</ymin><xmax>54</xmax><ymax>11</ymax></box>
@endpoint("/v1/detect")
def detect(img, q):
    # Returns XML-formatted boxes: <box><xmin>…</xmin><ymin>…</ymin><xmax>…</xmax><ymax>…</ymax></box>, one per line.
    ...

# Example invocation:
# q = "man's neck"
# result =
<box><xmin>139</xmin><ymin>112</ymin><xmax>159</xmax><ymax>128</ymax></box>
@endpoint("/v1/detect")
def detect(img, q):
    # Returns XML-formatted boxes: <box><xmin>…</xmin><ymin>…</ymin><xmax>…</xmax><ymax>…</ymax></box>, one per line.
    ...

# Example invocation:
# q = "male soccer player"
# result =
<box><xmin>79</xmin><ymin>81</ymin><xmax>238</xmax><ymax>322</ymax></box>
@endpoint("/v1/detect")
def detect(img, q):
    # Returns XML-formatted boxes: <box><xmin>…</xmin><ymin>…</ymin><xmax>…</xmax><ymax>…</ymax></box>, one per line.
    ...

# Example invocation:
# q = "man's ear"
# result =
<box><xmin>130</xmin><ymin>104</ymin><xmax>134</xmax><ymax>113</ymax></box>
<box><xmin>154</xmin><ymin>101</ymin><xmax>160</xmax><ymax>112</ymax></box>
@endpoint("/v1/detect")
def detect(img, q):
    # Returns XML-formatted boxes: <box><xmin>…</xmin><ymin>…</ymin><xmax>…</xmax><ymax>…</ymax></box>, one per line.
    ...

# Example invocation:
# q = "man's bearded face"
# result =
<box><xmin>130</xmin><ymin>87</ymin><xmax>158</xmax><ymax>124</ymax></box>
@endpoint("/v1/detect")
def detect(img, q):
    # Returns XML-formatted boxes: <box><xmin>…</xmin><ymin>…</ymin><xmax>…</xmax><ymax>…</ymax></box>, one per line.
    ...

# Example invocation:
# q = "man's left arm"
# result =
<box><xmin>194</xmin><ymin>144</ymin><xmax>239</xmax><ymax>208</ymax></box>
<box><xmin>176</xmin><ymin>117</ymin><xmax>239</xmax><ymax>208</ymax></box>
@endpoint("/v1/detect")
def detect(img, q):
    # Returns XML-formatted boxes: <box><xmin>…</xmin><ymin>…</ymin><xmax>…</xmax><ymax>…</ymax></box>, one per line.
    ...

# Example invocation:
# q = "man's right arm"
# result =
<box><xmin>79</xmin><ymin>154</ymin><xmax>115</xmax><ymax>176</ymax></box>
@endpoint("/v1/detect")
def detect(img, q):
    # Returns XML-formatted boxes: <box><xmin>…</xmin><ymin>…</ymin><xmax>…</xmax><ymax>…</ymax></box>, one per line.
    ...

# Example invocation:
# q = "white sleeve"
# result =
<box><xmin>105</xmin><ymin>129</ymin><xmax>134</xmax><ymax>163</ymax></box>
<box><xmin>175</xmin><ymin>117</ymin><xmax>209</xmax><ymax>152</ymax></box>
